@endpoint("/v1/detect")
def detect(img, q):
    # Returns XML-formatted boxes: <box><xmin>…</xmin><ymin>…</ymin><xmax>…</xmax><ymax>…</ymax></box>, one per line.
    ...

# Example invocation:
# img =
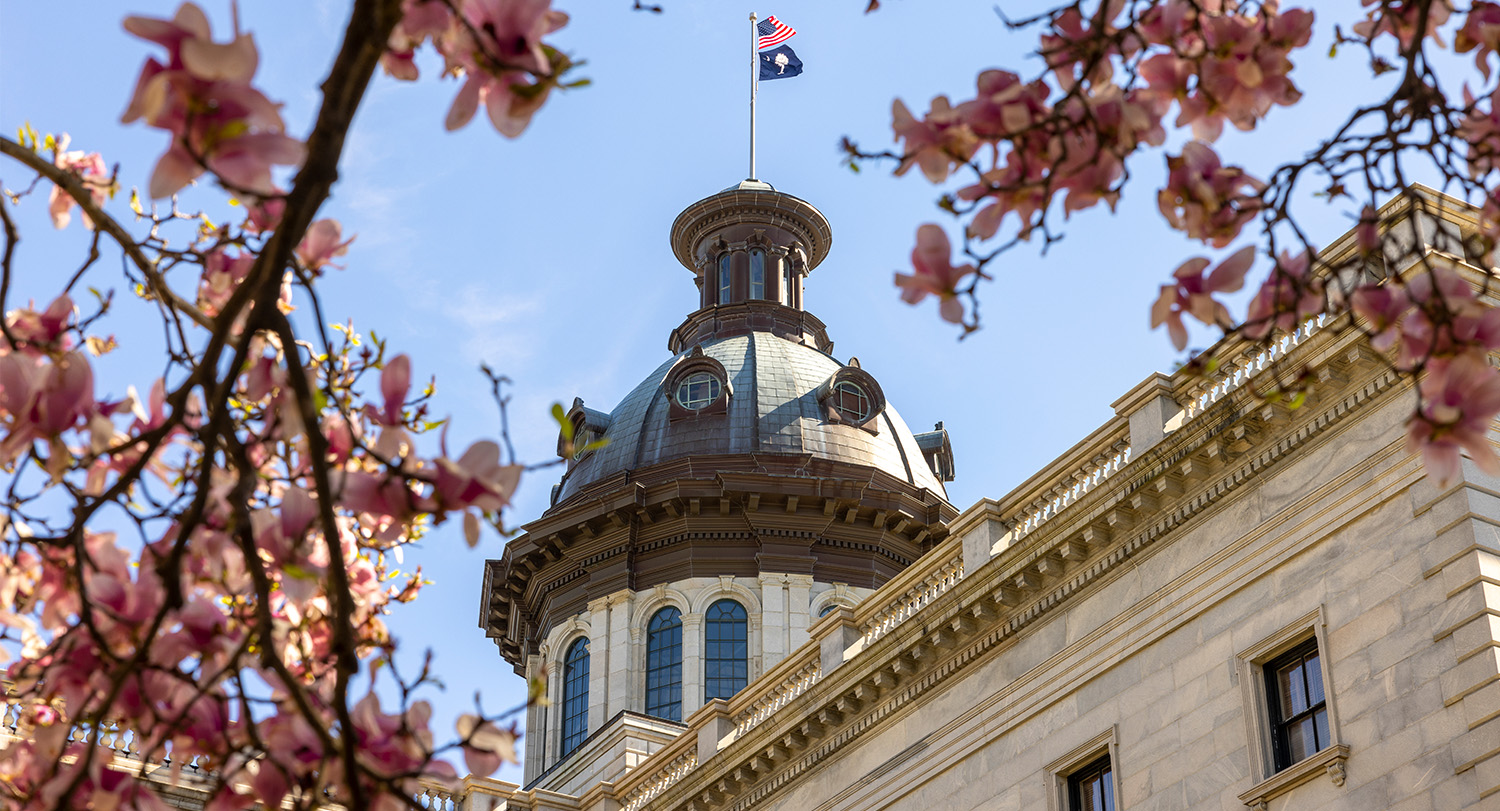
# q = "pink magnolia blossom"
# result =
<box><xmin>441</xmin><ymin>0</ymin><xmax>570</xmax><ymax>138</ymax></box>
<box><xmin>1158</xmin><ymin>141</ymin><xmax>1265</xmax><ymax>246</ymax></box>
<box><xmin>382</xmin><ymin>0</ymin><xmax>455</xmax><ymax>80</ymax></box>
<box><xmin>456</xmin><ymin>713</ymin><xmax>519</xmax><ymax>776</ymax></box>
<box><xmin>431</xmin><ymin>440</ymin><xmax>523</xmax><ymax>513</ymax></box>
<box><xmin>1354</xmin><ymin>0</ymin><xmax>1453</xmax><ymax>49</ymax></box>
<box><xmin>891</xmin><ymin>97</ymin><xmax>978</xmax><ymax>183</ymax></box>
<box><xmin>1243</xmin><ymin>250</ymin><xmax>1324</xmax><ymax>340</ymax></box>
<box><xmin>46</xmin><ymin>136</ymin><xmax>113</xmax><ymax>230</ymax></box>
<box><xmin>1458</xmin><ymin>2</ymin><xmax>1500</xmax><ymax>80</ymax></box>
<box><xmin>122</xmin><ymin>2</ymin><xmax>304</xmax><ymax>198</ymax></box>
<box><xmin>296</xmin><ymin>219</ymin><xmax>355</xmax><ymax>272</ymax></box>
<box><xmin>197</xmin><ymin>248</ymin><xmax>255</xmax><ymax>316</ymax></box>
<box><xmin>1407</xmin><ymin>353</ymin><xmax>1500</xmax><ymax>487</ymax></box>
<box><xmin>6</xmin><ymin>293</ymin><xmax>74</xmax><ymax>349</ymax></box>
<box><xmin>376</xmin><ymin>354</ymin><xmax>411</xmax><ymax>427</ymax></box>
<box><xmin>894</xmin><ymin>225</ymin><xmax>978</xmax><ymax>324</ymax></box>
<box><xmin>1151</xmin><ymin>245</ymin><xmax>1255</xmax><ymax>350</ymax></box>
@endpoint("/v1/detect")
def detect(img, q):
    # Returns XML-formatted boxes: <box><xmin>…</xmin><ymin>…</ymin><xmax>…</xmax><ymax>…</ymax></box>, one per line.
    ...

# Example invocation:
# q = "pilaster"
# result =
<box><xmin>682</xmin><ymin>613</ymin><xmax>704</xmax><ymax>719</ymax></box>
<box><xmin>587</xmin><ymin>596</ymin><xmax>610</xmax><ymax>732</ymax></box>
<box><xmin>785</xmin><ymin>574</ymin><xmax>813</xmax><ymax>665</ymax></box>
<box><xmin>606</xmin><ymin>590</ymin><xmax>632</xmax><ymax>723</ymax></box>
<box><xmin>759</xmin><ymin>573</ymin><xmax>790</xmax><ymax>669</ymax></box>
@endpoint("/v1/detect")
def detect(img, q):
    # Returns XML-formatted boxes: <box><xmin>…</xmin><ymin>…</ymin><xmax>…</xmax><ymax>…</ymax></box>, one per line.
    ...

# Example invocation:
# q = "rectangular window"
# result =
<box><xmin>1265</xmin><ymin>638</ymin><xmax>1330</xmax><ymax>771</ymax></box>
<box><xmin>718</xmin><ymin>255</ymin><xmax>732</xmax><ymax>305</ymax></box>
<box><xmin>1234</xmin><ymin>607</ymin><xmax>1348</xmax><ymax>809</ymax></box>
<box><xmin>1067</xmin><ymin>755</ymin><xmax>1115</xmax><ymax>811</ymax></box>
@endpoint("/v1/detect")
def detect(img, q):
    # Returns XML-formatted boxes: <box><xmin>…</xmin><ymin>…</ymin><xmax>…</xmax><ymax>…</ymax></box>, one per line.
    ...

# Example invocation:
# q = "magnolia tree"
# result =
<box><xmin>0</xmin><ymin>1</ymin><xmax>577</xmax><ymax>809</ymax></box>
<box><xmin>2</xmin><ymin>1</ymin><xmax>1499</xmax><ymax>810</ymax></box>
<box><xmin>855</xmin><ymin>0</ymin><xmax>1500</xmax><ymax>486</ymax></box>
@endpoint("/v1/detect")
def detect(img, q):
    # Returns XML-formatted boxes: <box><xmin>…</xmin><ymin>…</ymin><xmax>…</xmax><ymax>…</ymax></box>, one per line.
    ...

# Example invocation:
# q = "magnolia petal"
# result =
<box><xmin>463</xmin><ymin>511</ymin><xmax>482</xmax><ymax>548</ymax></box>
<box><xmin>148</xmin><ymin>145</ymin><xmax>201</xmax><ymax>199</ymax></box>
<box><xmin>1207</xmin><ymin>245</ymin><xmax>1255</xmax><ymax>293</ymax></box>
<box><xmin>445</xmin><ymin>77</ymin><xmax>483</xmax><ymax>131</ymax></box>
<box><xmin>181</xmin><ymin>33</ymin><xmax>259</xmax><ymax>82</ymax></box>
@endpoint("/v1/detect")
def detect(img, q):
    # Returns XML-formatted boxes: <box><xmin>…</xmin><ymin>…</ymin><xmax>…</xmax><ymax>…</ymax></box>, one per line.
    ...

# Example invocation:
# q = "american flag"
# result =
<box><xmin>757</xmin><ymin>15</ymin><xmax>795</xmax><ymax>50</ymax></box>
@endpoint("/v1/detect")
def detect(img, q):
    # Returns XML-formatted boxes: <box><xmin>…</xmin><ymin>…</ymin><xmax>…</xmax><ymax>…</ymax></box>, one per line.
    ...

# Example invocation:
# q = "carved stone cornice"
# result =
<box><xmin>482</xmin><ymin>457</ymin><xmax>957</xmax><ymax>674</ymax></box>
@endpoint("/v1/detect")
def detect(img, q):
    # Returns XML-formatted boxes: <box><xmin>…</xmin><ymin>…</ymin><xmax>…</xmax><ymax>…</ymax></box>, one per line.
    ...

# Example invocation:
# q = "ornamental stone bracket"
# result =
<box><xmin>1236</xmin><ymin>744</ymin><xmax>1351</xmax><ymax>809</ymax></box>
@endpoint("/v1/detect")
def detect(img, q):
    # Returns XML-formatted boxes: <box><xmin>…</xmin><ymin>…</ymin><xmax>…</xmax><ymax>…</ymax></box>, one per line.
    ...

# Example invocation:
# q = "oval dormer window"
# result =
<box><xmin>676</xmin><ymin>372</ymin><xmax>722</xmax><ymax>410</ymax></box>
<box><xmin>831</xmin><ymin>380</ymin><xmax>871</xmax><ymax>423</ymax></box>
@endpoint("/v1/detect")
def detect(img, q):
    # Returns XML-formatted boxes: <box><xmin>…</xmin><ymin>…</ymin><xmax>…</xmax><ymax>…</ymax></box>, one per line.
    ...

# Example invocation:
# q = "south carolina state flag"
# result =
<box><xmin>759</xmin><ymin>45</ymin><xmax>803</xmax><ymax>80</ymax></box>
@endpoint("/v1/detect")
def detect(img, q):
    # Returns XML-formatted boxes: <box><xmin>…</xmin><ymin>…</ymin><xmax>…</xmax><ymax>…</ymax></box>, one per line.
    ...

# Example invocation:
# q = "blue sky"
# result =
<box><xmin>1</xmin><ymin>0</ymin><xmax>1408</xmax><ymax>781</ymax></box>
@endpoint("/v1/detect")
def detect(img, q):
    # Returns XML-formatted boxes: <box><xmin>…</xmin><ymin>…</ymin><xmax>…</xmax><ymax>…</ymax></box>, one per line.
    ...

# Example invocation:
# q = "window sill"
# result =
<box><xmin>1237</xmin><ymin>744</ymin><xmax>1349</xmax><ymax>810</ymax></box>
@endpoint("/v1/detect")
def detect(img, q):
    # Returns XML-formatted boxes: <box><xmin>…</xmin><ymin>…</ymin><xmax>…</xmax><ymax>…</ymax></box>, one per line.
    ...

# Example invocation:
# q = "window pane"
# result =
<box><xmin>1287</xmin><ymin>716</ymin><xmax>1317</xmax><ymax>762</ymax></box>
<box><xmin>1314</xmin><ymin>708</ymin><xmax>1329</xmax><ymax>751</ymax></box>
<box><xmin>1305</xmin><ymin>652</ymin><xmax>1325</xmax><ymax>706</ymax></box>
<box><xmin>718</xmin><ymin>256</ymin><xmax>732</xmax><ymax>304</ymax></box>
<box><xmin>646</xmin><ymin>608</ymin><xmax>683</xmax><ymax>721</ymax></box>
<box><xmin>1278</xmin><ymin>660</ymin><xmax>1309</xmax><ymax>717</ymax></box>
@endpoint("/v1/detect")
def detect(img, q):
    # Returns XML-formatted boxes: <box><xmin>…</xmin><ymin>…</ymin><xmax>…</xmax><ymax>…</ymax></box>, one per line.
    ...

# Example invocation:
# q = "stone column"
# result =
<box><xmin>682</xmin><ymin>612</ymin><xmax>704</xmax><ymax>719</ymax></box>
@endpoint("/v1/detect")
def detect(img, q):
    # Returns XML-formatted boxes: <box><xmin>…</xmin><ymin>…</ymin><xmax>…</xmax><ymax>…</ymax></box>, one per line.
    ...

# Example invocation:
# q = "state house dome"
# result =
<box><xmin>482</xmin><ymin>180</ymin><xmax>957</xmax><ymax>676</ymax></box>
<box><xmin>552</xmin><ymin>333</ymin><xmax>948</xmax><ymax>505</ymax></box>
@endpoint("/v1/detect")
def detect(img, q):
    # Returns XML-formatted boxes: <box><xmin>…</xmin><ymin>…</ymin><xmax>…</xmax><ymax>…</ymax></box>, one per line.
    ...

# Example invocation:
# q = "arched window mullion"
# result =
<box><xmin>704</xmin><ymin>599</ymin><xmax>749</xmax><ymax>701</ymax></box>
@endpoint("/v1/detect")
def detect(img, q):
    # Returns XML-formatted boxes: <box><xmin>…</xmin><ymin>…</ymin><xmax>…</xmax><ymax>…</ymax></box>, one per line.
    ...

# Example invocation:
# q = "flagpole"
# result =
<box><xmin>749</xmin><ymin>11</ymin><xmax>758</xmax><ymax>181</ymax></box>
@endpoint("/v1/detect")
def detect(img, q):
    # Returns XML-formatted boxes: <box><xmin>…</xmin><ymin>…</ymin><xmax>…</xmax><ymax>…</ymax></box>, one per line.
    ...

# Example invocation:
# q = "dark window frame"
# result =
<box><xmin>645</xmin><ymin>606</ymin><xmax>684</xmax><ymax>722</ymax></box>
<box><xmin>1066</xmin><ymin>754</ymin><xmax>1115</xmax><ymax>811</ymax></box>
<box><xmin>1264</xmin><ymin>637</ymin><xmax>1330</xmax><ymax>772</ymax></box>
<box><xmin>704</xmin><ymin>599</ymin><xmax>749</xmax><ymax>701</ymax></box>
<box><xmin>559</xmin><ymin>637</ymin><xmax>590</xmax><ymax>758</ymax></box>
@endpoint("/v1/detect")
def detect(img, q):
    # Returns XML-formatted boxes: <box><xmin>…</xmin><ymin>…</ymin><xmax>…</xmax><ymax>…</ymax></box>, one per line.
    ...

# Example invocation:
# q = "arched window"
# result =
<box><xmin>560</xmin><ymin>637</ymin><xmax>590</xmax><ymax>757</ymax></box>
<box><xmin>718</xmin><ymin>255</ymin><xmax>732</xmax><ymax>305</ymax></box>
<box><xmin>704</xmin><ymin>599</ymin><xmax>749</xmax><ymax>701</ymax></box>
<box><xmin>749</xmin><ymin>249</ymin><xmax>765</xmax><ymax>300</ymax></box>
<box><xmin>645</xmin><ymin>607</ymin><xmax>683</xmax><ymax>721</ymax></box>
<box><xmin>818</xmin><ymin>603</ymin><xmax>841</xmax><ymax>618</ymax></box>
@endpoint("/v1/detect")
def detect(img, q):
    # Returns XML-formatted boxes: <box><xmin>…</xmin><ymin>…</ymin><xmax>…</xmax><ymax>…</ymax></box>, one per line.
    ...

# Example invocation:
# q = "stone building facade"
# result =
<box><xmin>457</xmin><ymin>185</ymin><xmax>1500</xmax><ymax>811</ymax></box>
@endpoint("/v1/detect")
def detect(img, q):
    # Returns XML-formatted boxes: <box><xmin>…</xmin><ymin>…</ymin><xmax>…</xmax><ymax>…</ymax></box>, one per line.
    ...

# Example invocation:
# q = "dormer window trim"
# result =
<box><xmin>816</xmin><ymin>360</ymin><xmax>885</xmax><ymax>434</ymax></box>
<box><xmin>666</xmin><ymin>347</ymin><xmax>732</xmax><ymax>421</ymax></box>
